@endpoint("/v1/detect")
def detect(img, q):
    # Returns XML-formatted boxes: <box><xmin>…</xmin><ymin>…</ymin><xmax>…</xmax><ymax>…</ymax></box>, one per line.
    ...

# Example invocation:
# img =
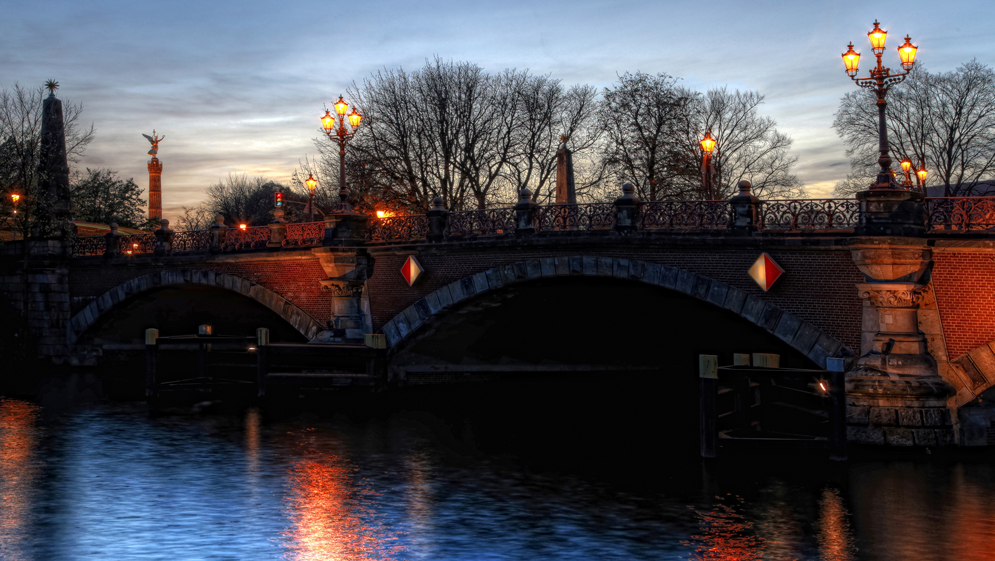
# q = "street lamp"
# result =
<box><xmin>700</xmin><ymin>129</ymin><xmax>717</xmax><ymax>199</ymax></box>
<box><xmin>304</xmin><ymin>173</ymin><xmax>318</xmax><ymax>222</ymax></box>
<box><xmin>916</xmin><ymin>164</ymin><xmax>928</xmax><ymax>190</ymax></box>
<box><xmin>842</xmin><ymin>21</ymin><xmax>918</xmax><ymax>189</ymax></box>
<box><xmin>320</xmin><ymin>95</ymin><xmax>363</xmax><ymax>212</ymax></box>
<box><xmin>900</xmin><ymin>157</ymin><xmax>913</xmax><ymax>188</ymax></box>
<box><xmin>10</xmin><ymin>193</ymin><xmax>20</xmax><ymax>240</ymax></box>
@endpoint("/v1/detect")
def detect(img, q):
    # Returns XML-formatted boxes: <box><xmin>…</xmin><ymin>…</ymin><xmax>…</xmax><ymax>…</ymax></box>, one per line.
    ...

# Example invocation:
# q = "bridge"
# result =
<box><xmin>4</xmin><ymin>182</ymin><xmax>995</xmax><ymax>447</ymax></box>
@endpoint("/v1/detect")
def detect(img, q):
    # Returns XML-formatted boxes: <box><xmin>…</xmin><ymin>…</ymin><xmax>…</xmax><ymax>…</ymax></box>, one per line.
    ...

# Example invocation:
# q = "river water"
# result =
<box><xmin>2</xmin><ymin>394</ymin><xmax>995</xmax><ymax>561</ymax></box>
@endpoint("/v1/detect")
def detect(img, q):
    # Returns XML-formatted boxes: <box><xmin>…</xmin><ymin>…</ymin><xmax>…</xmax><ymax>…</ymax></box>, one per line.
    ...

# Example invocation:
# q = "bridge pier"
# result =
<box><xmin>846</xmin><ymin>191</ymin><xmax>956</xmax><ymax>446</ymax></box>
<box><xmin>313</xmin><ymin>210</ymin><xmax>373</xmax><ymax>343</ymax></box>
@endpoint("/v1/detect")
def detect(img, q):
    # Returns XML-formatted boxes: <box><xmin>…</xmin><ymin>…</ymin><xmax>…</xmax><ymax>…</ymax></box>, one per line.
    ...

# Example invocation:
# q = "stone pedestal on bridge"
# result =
<box><xmin>847</xmin><ymin>237</ymin><xmax>956</xmax><ymax>446</ymax></box>
<box><xmin>312</xmin><ymin>211</ymin><xmax>373</xmax><ymax>343</ymax></box>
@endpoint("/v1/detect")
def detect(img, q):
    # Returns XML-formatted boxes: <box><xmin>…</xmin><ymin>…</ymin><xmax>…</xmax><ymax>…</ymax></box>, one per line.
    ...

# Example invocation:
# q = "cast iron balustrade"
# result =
<box><xmin>67</xmin><ymin>196</ymin><xmax>995</xmax><ymax>257</ymax></box>
<box><xmin>640</xmin><ymin>201</ymin><xmax>732</xmax><ymax>230</ymax></box>
<box><xmin>534</xmin><ymin>203</ymin><xmax>616</xmax><ymax>231</ymax></box>
<box><xmin>446</xmin><ymin>207</ymin><xmax>518</xmax><ymax>237</ymax></box>
<box><xmin>366</xmin><ymin>215</ymin><xmax>431</xmax><ymax>242</ymax></box>
<box><xmin>758</xmin><ymin>199</ymin><xmax>860</xmax><ymax>232</ymax></box>
<box><xmin>221</xmin><ymin>226</ymin><xmax>270</xmax><ymax>251</ymax></box>
<box><xmin>171</xmin><ymin>230</ymin><xmax>211</xmax><ymax>252</ymax></box>
<box><xmin>925</xmin><ymin>197</ymin><xmax>995</xmax><ymax>231</ymax></box>
<box><xmin>283</xmin><ymin>221</ymin><xmax>326</xmax><ymax>247</ymax></box>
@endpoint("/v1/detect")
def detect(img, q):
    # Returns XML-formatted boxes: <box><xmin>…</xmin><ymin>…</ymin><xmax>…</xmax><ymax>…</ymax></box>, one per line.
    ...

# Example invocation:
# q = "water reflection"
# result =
<box><xmin>0</xmin><ymin>399</ymin><xmax>40</xmax><ymax>559</ymax></box>
<box><xmin>3</xmin><ymin>397</ymin><xmax>995</xmax><ymax>560</ymax></box>
<box><xmin>282</xmin><ymin>427</ymin><xmax>402</xmax><ymax>561</ymax></box>
<box><xmin>818</xmin><ymin>487</ymin><xmax>855</xmax><ymax>561</ymax></box>
<box><xmin>684</xmin><ymin>496</ymin><xmax>765</xmax><ymax>560</ymax></box>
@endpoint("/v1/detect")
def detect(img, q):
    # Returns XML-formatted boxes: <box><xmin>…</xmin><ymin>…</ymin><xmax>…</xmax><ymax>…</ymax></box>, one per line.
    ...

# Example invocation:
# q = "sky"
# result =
<box><xmin>3</xmin><ymin>0</ymin><xmax>995</xmax><ymax>223</ymax></box>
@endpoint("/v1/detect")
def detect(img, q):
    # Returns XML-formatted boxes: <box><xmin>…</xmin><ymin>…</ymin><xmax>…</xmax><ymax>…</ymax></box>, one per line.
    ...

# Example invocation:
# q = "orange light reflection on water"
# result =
<box><xmin>683</xmin><ymin>496</ymin><xmax>765</xmax><ymax>561</ymax></box>
<box><xmin>283</xmin><ymin>430</ymin><xmax>401</xmax><ymax>561</ymax></box>
<box><xmin>817</xmin><ymin>487</ymin><xmax>856</xmax><ymax>561</ymax></box>
<box><xmin>0</xmin><ymin>399</ymin><xmax>39</xmax><ymax>560</ymax></box>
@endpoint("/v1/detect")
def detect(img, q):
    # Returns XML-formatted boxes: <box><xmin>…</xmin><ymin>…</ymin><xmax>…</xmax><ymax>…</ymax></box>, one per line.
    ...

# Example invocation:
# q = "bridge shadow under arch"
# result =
<box><xmin>381</xmin><ymin>257</ymin><xmax>855</xmax><ymax>371</ymax></box>
<box><xmin>67</xmin><ymin>269</ymin><xmax>323</xmax><ymax>346</ymax></box>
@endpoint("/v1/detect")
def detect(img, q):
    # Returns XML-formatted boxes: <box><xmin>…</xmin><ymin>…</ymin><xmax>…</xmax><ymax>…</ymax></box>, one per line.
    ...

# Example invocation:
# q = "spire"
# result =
<box><xmin>36</xmin><ymin>80</ymin><xmax>72</xmax><ymax>238</ymax></box>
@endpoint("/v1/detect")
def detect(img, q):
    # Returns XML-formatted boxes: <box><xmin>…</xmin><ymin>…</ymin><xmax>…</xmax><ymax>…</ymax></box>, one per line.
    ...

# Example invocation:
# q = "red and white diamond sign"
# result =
<box><xmin>401</xmin><ymin>255</ymin><xmax>424</xmax><ymax>286</ymax></box>
<box><xmin>748</xmin><ymin>253</ymin><xmax>784</xmax><ymax>292</ymax></box>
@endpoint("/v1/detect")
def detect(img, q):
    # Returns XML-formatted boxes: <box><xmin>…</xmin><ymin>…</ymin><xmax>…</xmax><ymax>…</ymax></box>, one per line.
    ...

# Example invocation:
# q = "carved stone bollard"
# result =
<box><xmin>515</xmin><ymin>188</ymin><xmax>537</xmax><ymax>235</ymax></box>
<box><xmin>103</xmin><ymin>223</ymin><xmax>124</xmax><ymax>258</ymax></box>
<box><xmin>614</xmin><ymin>183</ymin><xmax>641</xmax><ymax>233</ymax></box>
<box><xmin>729</xmin><ymin>180</ymin><xmax>760</xmax><ymax>232</ymax></box>
<box><xmin>153</xmin><ymin>219</ymin><xmax>174</xmax><ymax>257</ymax></box>
<box><xmin>427</xmin><ymin>196</ymin><xmax>448</xmax><ymax>242</ymax></box>
<box><xmin>209</xmin><ymin>215</ymin><xmax>226</xmax><ymax>254</ymax></box>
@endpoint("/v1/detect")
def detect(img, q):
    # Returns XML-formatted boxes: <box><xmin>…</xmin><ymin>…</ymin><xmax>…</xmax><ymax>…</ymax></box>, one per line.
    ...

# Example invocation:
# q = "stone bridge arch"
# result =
<box><xmin>66</xmin><ymin>269</ymin><xmax>324</xmax><ymax>346</ymax></box>
<box><xmin>380</xmin><ymin>256</ymin><xmax>855</xmax><ymax>369</ymax></box>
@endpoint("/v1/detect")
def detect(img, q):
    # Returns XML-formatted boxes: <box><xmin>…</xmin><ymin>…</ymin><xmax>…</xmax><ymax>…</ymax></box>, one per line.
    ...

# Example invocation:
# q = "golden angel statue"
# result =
<box><xmin>142</xmin><ymin>130</ymin><xmax>164</xmax><ymax>157</ymax></box>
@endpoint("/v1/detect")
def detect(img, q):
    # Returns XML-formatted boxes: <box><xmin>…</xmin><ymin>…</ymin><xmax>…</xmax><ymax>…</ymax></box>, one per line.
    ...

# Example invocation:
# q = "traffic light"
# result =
<box><xmin>274</xmin><ymin>191</ymin><xmax>283</xmax><ymax>207</ymax></box>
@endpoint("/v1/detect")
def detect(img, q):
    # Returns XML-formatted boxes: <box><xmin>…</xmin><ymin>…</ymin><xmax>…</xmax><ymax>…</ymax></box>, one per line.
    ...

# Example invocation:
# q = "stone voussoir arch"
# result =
<box><xmin>949</xmin><ymin>341</ymin><xmax>995</xmax><ymax>407</ymax></box>
<box><xmin>380</xmin><ymin>256</ymin><xmax>855</xmax><ymax>370</ymax></box>
<box><xmin>66</xmin><ymin>268</ymin><xmax>324</xmax><ymax>345</ymax></box>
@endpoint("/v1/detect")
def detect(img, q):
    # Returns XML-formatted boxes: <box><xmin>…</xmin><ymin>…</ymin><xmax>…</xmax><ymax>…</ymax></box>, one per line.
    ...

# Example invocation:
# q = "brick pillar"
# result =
<box><xmin>148</xmin><ymin>157</ymin><xmax>163</xmax><ymax>222</ymax></box>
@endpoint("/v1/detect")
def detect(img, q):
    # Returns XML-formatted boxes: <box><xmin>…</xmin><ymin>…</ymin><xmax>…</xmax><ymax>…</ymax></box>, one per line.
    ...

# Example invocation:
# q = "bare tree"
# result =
<box><xmin>201</xmin><ymin>173</ymin><xmax>285</xmax><ymax>226</ymax></box>
<box><xmin>834</xmin><ymin>61</ymin><xmax>995</xmax><ymax>197</ymax></box>
<box><xmin>0</xmin><ymin>83</ymin><xmax>94</xmax><ymax>236</ymax></box>
<box><xmin>688</xmin><ymin>87</ymin><xmax>802</xmax><ymax>199</ymax></box>
<box><xmin>597</xmin><ymin>72</ymin><xmax>699</xmax><ymax>201</ymax></box>
<box><xmin>505</xmin><ymin>81</ymin><xmax>601</xmax><ymax>204</ymax></box>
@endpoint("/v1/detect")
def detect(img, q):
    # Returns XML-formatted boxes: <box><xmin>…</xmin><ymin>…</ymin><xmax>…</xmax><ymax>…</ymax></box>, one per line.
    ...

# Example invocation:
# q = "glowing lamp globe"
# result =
<box><xmin>376</xmin><ymin>210</ymin><xmax>385</xmax><ymax>219</ymax></box>
<box><xmin>901</xmin><ymin>158</ymin><xmax>912</xmax><ymax>173</ymax></box>
<box><xmin>334</xmin><ymin>96</ymin><xmax>349</xmax><ymax>116</ymax></box>
<box><xmin>11</xmin><ymin>194</ymin><xmax>20</xmax><ymax>204</ymax></box>
<box><xmin>700</xmin><ymin>130</ymin><xmax>716</xmax><ymax>155</ymax></box>
<box><xmin>321</xmin><ymin>110</ymin><xmax>335</xmax><ymax>133</ymax></box>
<box><xmin>898</xmin><ymin>36</ymin><xmax>918</xmax><ymax>70</ymax></box>
<box><xmin>842</xmin><ymin>43</ymin><xmax>860</xmax><ymax>77</ymax></box>
<box><xmin>305</xmin><ymin>173</ymin><xmax>318</xmax><ymax>193</ymax></box>
<box><xmin>868</xmin><ymin>20</ymin><xmax>887</xmax><ymax>54</ymax></box>
<box><xmin>917</xmin><ymin>167</ymin><xmax>928</xmax><ymax>183</ymax></box>
<box><xmin>348</xmin><ymin>107</ymin><xmax>362</xmax><ymax>128</ymax></box>
<box><xmin>239</xmin><ymin>223</ymin><xmax>247</xmax><ymax>231</ymax></box>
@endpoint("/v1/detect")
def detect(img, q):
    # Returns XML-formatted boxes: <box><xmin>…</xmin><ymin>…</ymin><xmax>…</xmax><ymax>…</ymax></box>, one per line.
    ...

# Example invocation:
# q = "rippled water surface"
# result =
<box><xmin>2</xmin><ymin>396</ymin><xmax>995</xmax><ymax>560</ymax></box>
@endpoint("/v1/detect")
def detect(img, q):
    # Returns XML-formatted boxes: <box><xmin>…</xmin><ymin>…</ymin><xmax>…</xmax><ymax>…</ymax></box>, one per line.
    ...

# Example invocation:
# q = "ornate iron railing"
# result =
<box><xmin>221</xmin><ymin>226</ymin><xmax>270</xmax><ymax>251</ymax></box>
<box><xmin>759</xmin><ymin>199</ymin><xmax>860</xmax><ymax>231</ymax></box>
<box><xmin>535</xmin><ymin>203</ymin><xmax>616</xmax><ymax>231</ymax></box>
<box><xmin>366</xmin><ymin>215</ymin><xmax>430</xmax><ymax>243</ymax></box>
<box><xmin>446</xmin><ymin>207</ymin><xmax>517</xmax><ymax>237</ymax></box>
<box><xmin>925</xmin><ymin>197</ymin><xmax>995</xmax><ymax>231</ymax></box>
<box><xmin>284</xmin><ymin>221</ymin><xmax>325</xmax><ymax>247</ymax></box>
<box><xmin>71</xmin><ymin>235</ymin><xmax>108</xmax><ymax>257</ymax></box>
<box><xmin>640</xmin><ymin>200</ymin><xmax>731</xmax><ymax>230</ymax></box>
<box><xmin>171</xmin><ymin>230</ymin><xmax>210</xmax><ymax>252</ymax></box>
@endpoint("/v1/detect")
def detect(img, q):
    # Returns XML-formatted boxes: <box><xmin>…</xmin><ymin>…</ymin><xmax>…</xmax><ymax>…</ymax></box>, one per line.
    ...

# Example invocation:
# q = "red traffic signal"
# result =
<box><xmin>274</xmin><ymin>192</ymin><xmax>283</xmax><ymax>207</ymax></box>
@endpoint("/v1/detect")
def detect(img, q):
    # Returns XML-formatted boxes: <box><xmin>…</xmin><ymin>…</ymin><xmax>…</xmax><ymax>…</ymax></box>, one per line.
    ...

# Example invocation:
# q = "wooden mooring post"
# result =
<box><xmin>256</xmin><ymin>328</ymin><xmax>269</xmax><ymax>397</ymax></box>
<box><xmin>699</xmin><ymin>354</ymin><xmax>718</xmax><ymax>459</ymax></box>
<box><xmin>145</xmin><ymin>328</ymin><xmax>159</xmax><ymax>398</ymax></box>
<box><xmin>827</xmin><ymin>357</ymin><xmax>848</xmax><ymax>461</ymax></box>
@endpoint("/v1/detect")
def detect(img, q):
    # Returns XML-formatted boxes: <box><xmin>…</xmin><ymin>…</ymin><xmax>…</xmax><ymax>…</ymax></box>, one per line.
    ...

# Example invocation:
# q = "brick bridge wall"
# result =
<box><xmin>365</xmin><ymin>236</ymin><xmax>865</xmax><ymax>354</ymax></box>
<box><xmin>67</xmin><ymin>251</ymin><xmax>333</xmax><ymax>328</ymax></box>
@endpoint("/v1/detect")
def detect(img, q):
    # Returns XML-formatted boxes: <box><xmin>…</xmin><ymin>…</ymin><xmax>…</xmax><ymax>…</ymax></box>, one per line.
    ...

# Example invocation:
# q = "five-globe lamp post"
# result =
<box><xmin>700</xmin><ymin>129</ymin><xmax>717</xmax><ymax>199</ymax></box>
<box><xmin>320</xmin><ymin>96</ymin><xmax>363</xmax><ymax>213</ymax></box>
<box><xmin>842</xmin><ymin>20</ymin><xmax>918</xmax><ymax>189</ymax></box>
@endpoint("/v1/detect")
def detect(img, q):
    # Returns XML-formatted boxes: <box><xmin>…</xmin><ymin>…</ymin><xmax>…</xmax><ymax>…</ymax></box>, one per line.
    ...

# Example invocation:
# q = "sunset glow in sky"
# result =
<box><xmin>3</xmin><ymin>0</ymin><xmax>993</xmax><ymax>222</ymax></box>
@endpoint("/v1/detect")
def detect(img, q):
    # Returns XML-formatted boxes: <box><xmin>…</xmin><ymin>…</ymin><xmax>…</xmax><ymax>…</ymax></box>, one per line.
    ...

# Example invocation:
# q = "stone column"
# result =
<box><xmin>148</xmin><ymin>157</ymin><xmax>163</xmax><ymax>222</ymax></box>
<box><xmin>426</xmin><ymin>197</ymin><xmax>448</xmax><ymax>242</ymax></box>
<box><xmin>847</xmin><ymin>238</ymin><xmax>955</xmax><ymax>446</ymax></box>
<box><xmin>514</xmin><ymin>188</ymin><xmax>537</xmax><ymax>235</ymax></box>
<box><xmin>153</xmin><ymin>219</ymin><xmax>173</xmax><ymax>257</ymax></box>
<box><xmin>614</xmin><ymin>183</ymin><xmax>640</xmax><ymax>233</ymax></box>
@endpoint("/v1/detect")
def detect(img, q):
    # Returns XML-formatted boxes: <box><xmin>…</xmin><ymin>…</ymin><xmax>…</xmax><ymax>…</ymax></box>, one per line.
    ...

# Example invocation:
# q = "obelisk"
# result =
<box><xmin>37</xmin><ymin>80</ymin><xmax>73</xmax><ymax>238</ymax></box>
<box><xmin>555</xmin><ymin>136</ymin><xmax>576</xmax><ymax>204</ymax></box>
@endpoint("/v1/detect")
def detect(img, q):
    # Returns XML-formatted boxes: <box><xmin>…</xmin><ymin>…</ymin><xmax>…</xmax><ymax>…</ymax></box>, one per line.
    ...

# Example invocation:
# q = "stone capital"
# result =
<box><xmin>857</xmin><ymin>282</ymin><xmax>926</xmax><ymax>309</ymax></box>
